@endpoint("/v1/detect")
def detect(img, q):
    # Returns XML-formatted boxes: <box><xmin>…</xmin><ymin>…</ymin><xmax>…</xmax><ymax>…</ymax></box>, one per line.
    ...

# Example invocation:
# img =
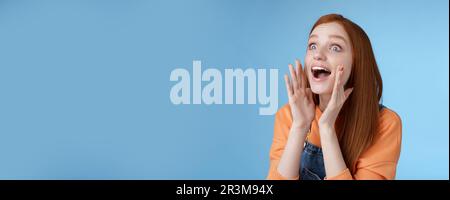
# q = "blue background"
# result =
<box><xmin>0</xmin><ymin>0</ymin><xmax>448</xmax><ymax>179</ymax></box>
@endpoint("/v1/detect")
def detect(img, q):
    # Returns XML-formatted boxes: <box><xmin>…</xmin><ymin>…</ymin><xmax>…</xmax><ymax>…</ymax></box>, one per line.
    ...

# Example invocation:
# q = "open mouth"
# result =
<box><xmin>311</xmin><ymin>66</ymin><xmax>331</xmax><ymax>79</ymax></box>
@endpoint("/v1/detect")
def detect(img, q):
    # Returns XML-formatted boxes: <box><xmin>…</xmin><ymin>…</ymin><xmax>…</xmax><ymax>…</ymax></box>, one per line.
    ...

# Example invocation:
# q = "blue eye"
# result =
<box><xmin>331</xmin><ymin>44</ymin><xmax>342</xmax><ymax>52</ymax></box>
<box><xmin>308</xmin><ymin>43</ymin><xmax>317</xmax><ymax>50</ymax></box>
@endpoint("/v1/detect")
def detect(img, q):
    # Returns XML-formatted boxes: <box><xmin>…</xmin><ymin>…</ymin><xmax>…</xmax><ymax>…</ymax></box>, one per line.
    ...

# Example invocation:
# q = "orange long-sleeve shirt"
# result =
<box><xmin>267</xmin><ymin>104</ymin><xmax>402</xmax><ymax>180</ymax></box>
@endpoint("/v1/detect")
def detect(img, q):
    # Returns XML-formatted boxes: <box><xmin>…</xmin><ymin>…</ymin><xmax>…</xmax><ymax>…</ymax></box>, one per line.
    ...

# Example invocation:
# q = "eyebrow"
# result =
<box><xmin>309</xmin><ymin>34</ymin><xmax>348</xmax><ymax>44</ymax></box>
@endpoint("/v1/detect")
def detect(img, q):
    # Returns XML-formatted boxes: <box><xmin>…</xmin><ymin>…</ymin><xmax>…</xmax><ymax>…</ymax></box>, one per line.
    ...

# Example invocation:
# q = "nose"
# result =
<box><xmin>313</xmin><ymin>48</ymin><xmax>326</xmax><ymax>61</ymax></box>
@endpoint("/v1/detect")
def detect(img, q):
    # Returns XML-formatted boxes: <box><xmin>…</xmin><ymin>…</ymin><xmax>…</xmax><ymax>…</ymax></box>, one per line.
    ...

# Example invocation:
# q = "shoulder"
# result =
<box><xmin>275</xmin><ymin>103</ymin><xmax>292</xmax><ymax>123</ymax></box>
<box><xmin>376</xmin><ymin>106</ymin><xmax>402</xmax><ymax>142</ymax></box>
<box><xmin>357</xmin><ymin>106</ymin><xmax>403</xmax><ymax>166</ymax></box>
<box><xmin>272</xmin><ymin>104</ymin><xmax>293</xmax><ymax>138</ymax></box>
<box><xmin>379</xmin><ymin>107</ymin><xmax>402</xmax><ymax>130</ymax></box>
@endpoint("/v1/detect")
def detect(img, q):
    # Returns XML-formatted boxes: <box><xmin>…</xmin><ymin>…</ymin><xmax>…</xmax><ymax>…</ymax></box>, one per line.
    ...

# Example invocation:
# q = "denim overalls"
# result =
<box><xmin>299</xmin><ymin>104</ymin><xmax>385</xmax><ymax>180</ymax></box>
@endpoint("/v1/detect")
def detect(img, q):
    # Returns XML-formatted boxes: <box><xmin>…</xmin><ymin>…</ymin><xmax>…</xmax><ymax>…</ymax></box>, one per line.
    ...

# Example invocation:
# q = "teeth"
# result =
<box><xmin>312</xmin><ymin>66</ymin><xmax>330</xmax><ymax>72</ymax></box>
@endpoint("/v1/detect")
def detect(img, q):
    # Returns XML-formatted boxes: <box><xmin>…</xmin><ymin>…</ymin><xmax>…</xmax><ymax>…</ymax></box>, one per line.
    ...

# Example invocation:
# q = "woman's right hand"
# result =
<box><xmin>284</xmin><ymin>59</ymin><xmax>315</xmax><ymax>134</ymax></box>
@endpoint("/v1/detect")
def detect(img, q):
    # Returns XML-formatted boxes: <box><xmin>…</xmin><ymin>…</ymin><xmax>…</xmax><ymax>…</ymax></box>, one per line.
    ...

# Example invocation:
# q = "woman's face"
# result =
<box><xmin>305</xmin><ymin>22</ymin><xmax>353</xmax><ymax>95</ymax></box>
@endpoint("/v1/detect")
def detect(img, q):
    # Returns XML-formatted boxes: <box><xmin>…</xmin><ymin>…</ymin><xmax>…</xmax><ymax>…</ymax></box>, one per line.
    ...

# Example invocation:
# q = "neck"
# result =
<box><xmin>319</xmin><ymin>94</ymin><xmax>331</xmax><ymax>112</ymax></box>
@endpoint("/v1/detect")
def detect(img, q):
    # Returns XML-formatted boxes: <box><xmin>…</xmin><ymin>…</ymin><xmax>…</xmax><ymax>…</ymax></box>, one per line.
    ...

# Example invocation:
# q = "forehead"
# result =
<box><xmin>310</xmin><ymin>22</ymin><xmax>349</xmax><ymax>41</ymax></box>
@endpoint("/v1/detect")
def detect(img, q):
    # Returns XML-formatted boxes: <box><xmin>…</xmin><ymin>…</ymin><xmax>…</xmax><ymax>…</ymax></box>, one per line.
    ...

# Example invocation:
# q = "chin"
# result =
<box><xmin>310</xmin><ymin>83</ymin><xmax>333</xmax><ymax>95</ymax></box>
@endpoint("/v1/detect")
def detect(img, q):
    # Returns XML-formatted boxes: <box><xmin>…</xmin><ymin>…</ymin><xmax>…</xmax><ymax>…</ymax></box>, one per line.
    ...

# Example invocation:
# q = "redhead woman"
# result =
<box><xmin>267</xmin><ymin>14</ymin><xmax>402</xmax><ymax>180</ymax></box>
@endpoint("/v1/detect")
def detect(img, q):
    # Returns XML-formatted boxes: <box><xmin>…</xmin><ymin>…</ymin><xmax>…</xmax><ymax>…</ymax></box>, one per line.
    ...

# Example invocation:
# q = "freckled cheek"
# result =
<box><xmin>331</xmin><ymin>55</ymin><xmax>351</xmax><ymax>73</ymax></box>
<box><xmin>342</xmin><ymin>64</ymin><xmax>352</xmax><ymax>85</ymax></box>
<box><xmin>343</xmin><ymin>59</ymin><xmax>353</xmax><ymax>82</ymax></box>
<box><xmin>342</xmin><ymin>54</ymin><xmax>353</xmax><ymax>73</ymax></box>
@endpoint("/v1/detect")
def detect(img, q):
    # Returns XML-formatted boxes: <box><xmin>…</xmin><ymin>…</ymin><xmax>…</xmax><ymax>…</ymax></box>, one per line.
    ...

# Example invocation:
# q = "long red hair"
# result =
<box><xmin>308</xmin><ymin>14</ymin><xmax>383</xmax><ymax>173</ymax></box>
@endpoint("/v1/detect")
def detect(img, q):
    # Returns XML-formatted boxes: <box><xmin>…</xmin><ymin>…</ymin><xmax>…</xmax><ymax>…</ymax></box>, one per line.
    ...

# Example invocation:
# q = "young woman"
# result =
<box><xmin>267</xmin><ymin>14</ymin><xmax>402</xmax><ymax>180</ymax></box>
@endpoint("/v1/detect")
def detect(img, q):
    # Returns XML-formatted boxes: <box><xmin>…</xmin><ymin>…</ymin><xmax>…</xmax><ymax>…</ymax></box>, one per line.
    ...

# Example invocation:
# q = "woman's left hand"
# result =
<box><xmin>318</xmin><ymin>65</ymin><xmax>353</xmax><ymax>128</ymax></box>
